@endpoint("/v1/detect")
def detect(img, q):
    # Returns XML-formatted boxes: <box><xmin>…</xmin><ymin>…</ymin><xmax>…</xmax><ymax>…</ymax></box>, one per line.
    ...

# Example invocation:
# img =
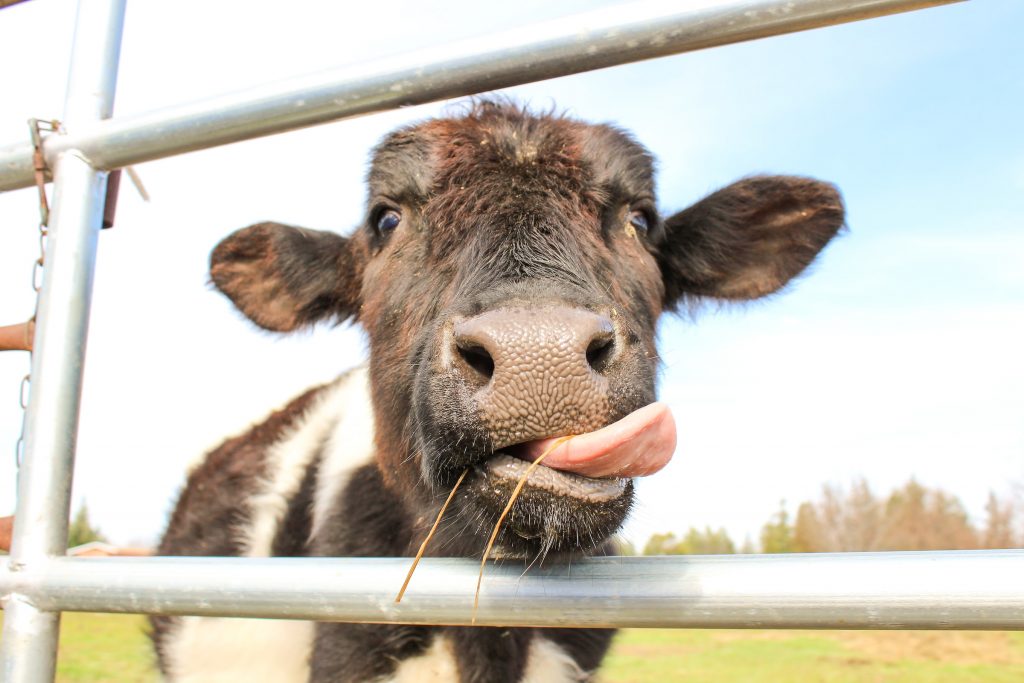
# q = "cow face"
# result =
<box><xmin>210</xmin><ymin>102</ymin><xmax>844</xmax><ymax>560</ymax></box>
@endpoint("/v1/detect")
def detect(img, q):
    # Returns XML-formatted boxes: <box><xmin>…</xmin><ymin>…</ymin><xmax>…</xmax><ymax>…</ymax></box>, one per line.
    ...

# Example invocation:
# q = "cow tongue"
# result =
<box><xmin>512</xmin><ymin>403</ymin><xmax>675</xmax><ymax>479</ymax></box>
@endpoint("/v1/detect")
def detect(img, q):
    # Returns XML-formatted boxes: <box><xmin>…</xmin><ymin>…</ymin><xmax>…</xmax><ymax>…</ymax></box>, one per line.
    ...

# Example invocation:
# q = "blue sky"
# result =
<box><xmin>0</xmin><ymin>0</ymin><xmax>1020</xmax><ymax>546</ymax></box>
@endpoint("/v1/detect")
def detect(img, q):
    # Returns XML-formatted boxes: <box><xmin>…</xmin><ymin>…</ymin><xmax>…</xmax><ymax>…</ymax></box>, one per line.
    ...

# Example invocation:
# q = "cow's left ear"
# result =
<box><xmin>657</xmin><ymin>176</ymin><xmax>844</xmax><ymax>307</ymax></box>
<box><xmin>209</xmin><ymin>222</ymin><xmax>364</xmax><ymax>332</ymax></box>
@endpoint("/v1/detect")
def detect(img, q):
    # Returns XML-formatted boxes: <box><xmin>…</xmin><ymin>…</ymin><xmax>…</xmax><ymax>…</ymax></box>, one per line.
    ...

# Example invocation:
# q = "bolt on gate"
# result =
<box><xmin>1</xmin><ymin>0</ymin><xmax>1021</xmax><ymax>681</ymax></box>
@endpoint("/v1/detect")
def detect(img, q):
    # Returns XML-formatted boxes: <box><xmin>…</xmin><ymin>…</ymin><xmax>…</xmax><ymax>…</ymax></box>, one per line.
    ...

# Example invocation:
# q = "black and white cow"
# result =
<box><xmin>152</xmin><ymin>102</ymin><xmax>844</xmax><ymax>682</ymax></box>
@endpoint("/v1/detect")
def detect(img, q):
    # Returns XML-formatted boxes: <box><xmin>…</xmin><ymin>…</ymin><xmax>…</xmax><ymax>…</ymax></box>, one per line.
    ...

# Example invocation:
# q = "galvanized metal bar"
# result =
<box><xmin>0</xmin><ymin>598</ymin><xmax>61</xmax><ymax>683</ymax></box>
<box><xmin>3</xmin><ymin>153</ymin><xmax>109</xmax><ymax>560</ymax></box>
<box><xmin>4</xmin><ymin>552</ymin><xmax>1023</xmax><ymax>630</ymax></box>
<box><xmin>0</xmin><ymin>0</ymin><xmax>961</xmax><ymax>192</ymax></box>
<box><xmin>0</xmin><ymin>0</ymin><xmax>125</xmax><ymax>680</ymax></box>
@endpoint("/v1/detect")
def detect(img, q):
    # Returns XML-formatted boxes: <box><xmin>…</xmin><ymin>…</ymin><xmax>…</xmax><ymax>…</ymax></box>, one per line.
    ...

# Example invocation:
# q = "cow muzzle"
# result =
<box><xmin>449</xmin><ymin>305</ymin><xmax>617</xmax><ymax>446</ymax></box>
<box><xmin>413</xmin><ymin>303</ymin><xmax>664</xmax><ymax>556</ymax></box>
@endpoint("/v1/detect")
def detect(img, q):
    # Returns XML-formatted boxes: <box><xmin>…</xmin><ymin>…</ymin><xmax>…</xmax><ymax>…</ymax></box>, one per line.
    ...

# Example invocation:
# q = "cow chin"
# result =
<box><xmin>416</xmin><ymin>422</ymin><xmax>635</xmax><ymax>559</ymax></box>
<box><xmin>456</xmin><ymin>456</ymin><xmax>635</xmax><ymax>559</ymax></box>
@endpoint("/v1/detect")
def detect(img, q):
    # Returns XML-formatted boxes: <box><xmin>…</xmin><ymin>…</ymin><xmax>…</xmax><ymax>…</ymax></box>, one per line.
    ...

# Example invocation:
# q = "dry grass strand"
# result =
<box><xmin>395</xmin><ymin>467</ymin><xmax>470</xmax><ymax>604</ymax></box>
<box><xmin>472</xmin><ymin>436</ymin><xmax>574</xmax><ymax>624</ymax></box>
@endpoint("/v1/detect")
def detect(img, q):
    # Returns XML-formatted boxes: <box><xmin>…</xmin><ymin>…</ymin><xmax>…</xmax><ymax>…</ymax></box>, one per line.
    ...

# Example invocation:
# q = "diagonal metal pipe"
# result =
<box><xmin>0</xmin><ymin>0</ymin><xmax>962</xmax><ymax>192</ymax></box>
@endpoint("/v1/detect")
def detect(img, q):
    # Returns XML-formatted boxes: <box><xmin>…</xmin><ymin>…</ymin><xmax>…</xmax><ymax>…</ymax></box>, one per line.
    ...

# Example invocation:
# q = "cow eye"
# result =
<box><xmin>375</xmin><ymin>209</ymin><xmax>401</xmax><ymax>235</ymax></box>
<box><xmin>627</xmin><ymin>209</ymin><xmax>649</xmax><ymax>236</ymax></box>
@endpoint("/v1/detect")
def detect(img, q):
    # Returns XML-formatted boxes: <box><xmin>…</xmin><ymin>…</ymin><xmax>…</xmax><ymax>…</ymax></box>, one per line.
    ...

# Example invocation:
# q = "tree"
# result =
<box><xmin>982</xmin><ymin>491</ymin><xmax>1017</xmax><ymax>549</ymax></box>
<box><xmin>760</xmin><ymin>501</ymin><xmax>795</xmax><ymax>553</ymax></box>
<box><xmin>67</xmin><ymin>502</ymin><xmax>107</xmax><ymax>548</ymax></box>
<box><xmin>793</xmin><ymin>479</ymin><xmax>882</xmax><ymax>552</ymax></box>
<box><xmin>641</xmin><ymin>528</ymin><xmax>736</xmax><ymax>555</ymax></box>
<box><xmin>879</xmin><ymin>480</ymin><xmax>977</xmax><ymax>551</ymax></box>
<box><xmin>792</xmin><ymin>501</ymin><xmax>821</xmax><ymax>553</ymax></box>
<box><xmin>790</xmin><ymin>478</ymin><xmax>988</xmax><ymax>553</ymax></box>
<box><xmin>677</xmin><ymin>527</ymin><xmax>735</xmax><ymax>554</ymax></box>
<box><xmin>642</xmin><ymin>532</ymin><xmax>679</xmax><ymax>555</ymax></box>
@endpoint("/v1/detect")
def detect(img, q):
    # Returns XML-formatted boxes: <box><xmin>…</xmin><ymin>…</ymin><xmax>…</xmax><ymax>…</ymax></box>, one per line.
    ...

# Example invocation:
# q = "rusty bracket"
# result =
<box><xmin>28</xmin><ymin>118</ymin><xmax>60</xmax><ymax>227</ymax></box>
<box><xmin>30</xmin><ymin>118</ymin><xmax>128</xmax><ymax>229</ymax></box>
<box><xmin>103</xmin><ymin>168</ymin><xmax>121</xmax><ymax>229</ymax></box>
<box><xmin>0</xmin><ymin>321</ymin><xmax>35</xmax><ymax>352</ymax></box>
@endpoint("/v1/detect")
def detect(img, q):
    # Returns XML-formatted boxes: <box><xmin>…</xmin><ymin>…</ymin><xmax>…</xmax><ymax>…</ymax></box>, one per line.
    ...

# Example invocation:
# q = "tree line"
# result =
<box><xmin>629</xmin><ymin>478</ymin><xmax>1023</xmax><ymax>555</ymax></box>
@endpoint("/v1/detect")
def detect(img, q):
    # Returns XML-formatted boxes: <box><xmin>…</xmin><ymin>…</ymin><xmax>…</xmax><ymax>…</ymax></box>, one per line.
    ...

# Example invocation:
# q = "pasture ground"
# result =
<box><xmin>2</xmin><ymin>612</ymin><xmax>1023</xmax><ymax>681</ymax></box>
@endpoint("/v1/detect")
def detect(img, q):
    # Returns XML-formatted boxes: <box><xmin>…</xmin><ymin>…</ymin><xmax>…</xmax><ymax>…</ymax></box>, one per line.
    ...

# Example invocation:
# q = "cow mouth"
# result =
<box><xmin>423</xmin><ymin>401</ymin><xmax>675</xmax><ymax>555</ymax></box>
<box><xmin>479</xmin><ymin>401</ymin><xmax>676</xmax><ymax>502</ymax></box>
<box><xmin>481</xmin><ymin>454</ymin><xmax>628</xmax><ymax>502</ymax></box>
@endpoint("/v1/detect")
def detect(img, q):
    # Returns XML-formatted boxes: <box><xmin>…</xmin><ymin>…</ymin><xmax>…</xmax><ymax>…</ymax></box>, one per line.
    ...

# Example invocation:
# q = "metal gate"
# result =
<box><xmin>3</xmin><ymin>1</ymin><xmax>1021</xmax><ymax>681</ymax></box>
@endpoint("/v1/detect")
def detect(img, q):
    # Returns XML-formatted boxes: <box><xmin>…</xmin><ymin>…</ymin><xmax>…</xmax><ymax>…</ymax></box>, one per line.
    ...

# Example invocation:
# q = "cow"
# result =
<box><xmin>151</xmin><ymin>101</ymin><xmax>844</xmax><ymax>682</ymax></box>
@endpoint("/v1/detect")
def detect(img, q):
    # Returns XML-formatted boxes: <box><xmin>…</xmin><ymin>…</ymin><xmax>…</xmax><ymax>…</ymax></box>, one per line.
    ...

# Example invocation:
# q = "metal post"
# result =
<box><xmin>0</xmin><ymin>0</ymin><xmax>962</xmax><ymax>191</ymax></box>
<box><xmin>0</xmin><ymin>0</ymin><xmax>125</xmax><ymax>680</ymax></box>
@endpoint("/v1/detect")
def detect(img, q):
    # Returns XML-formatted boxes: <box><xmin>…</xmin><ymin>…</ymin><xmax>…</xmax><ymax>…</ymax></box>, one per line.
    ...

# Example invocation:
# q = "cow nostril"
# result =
<box><xmin>456</xmin><ymin>343</ymin><xmax>495</xmax><ymax>381</ymax></box>
<box><xmin>586</xmin><ymin>335</ymin><xmax>615</xmax><ymax>374</ymax></box>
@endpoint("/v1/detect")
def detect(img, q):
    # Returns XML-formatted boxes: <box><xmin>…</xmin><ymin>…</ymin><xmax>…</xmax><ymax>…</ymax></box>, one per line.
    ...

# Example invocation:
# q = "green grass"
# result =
<box><xmin>0</xmin><ymin>613</ymin><xmax>156</xmax><ymax>682</ymax></box>
<box><xmin>53</xmin><ymin>613</ymin><xmax>156</xmax><ymax>683</ymax></box>
<box><xmin>3</xmin><ymin>612</ymin><xmax>1024</xmax><ymax>681</ymax></box>
<box><xmin>602</xmin><ymin>629</ymin><xmax>1024</xmax><ymax>682</ymax></box>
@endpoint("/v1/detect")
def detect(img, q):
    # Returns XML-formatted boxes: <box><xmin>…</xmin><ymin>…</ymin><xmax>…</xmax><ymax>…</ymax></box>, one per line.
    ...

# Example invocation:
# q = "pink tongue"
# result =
<box><xmin>514</xmin><ymin>403</ymin><xmax>676</xmax><ymax>478</ymax></box>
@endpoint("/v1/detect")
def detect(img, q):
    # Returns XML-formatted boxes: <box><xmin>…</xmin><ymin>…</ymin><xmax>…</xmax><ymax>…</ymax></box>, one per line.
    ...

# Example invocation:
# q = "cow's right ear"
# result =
<box><xmin>209</xmin><ymin>222</ymin><xmax>364</xmax><ymax>332</ymax></box>
<box><xmin>656</xmin><ymin>176</ymin><xmax>844</xmax><ymax>307</ymax></box>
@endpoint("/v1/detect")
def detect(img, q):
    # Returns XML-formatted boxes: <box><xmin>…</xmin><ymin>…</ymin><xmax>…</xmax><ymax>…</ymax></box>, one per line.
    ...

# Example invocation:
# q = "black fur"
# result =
<box><xmin>307</xmin><ymin>463</ymin><xmax>614</xmax><ymax>682</ymax></box>
<box><xmin>272</xmin><ymin>451</ymin><xmax>321</xmax><ymax>557</ymax></box>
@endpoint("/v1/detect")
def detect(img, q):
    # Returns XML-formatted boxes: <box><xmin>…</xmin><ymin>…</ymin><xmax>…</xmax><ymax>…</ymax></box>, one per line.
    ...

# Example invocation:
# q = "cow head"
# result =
<box><xmin>209</xmin><ymin>102</ymin><xmax>843</xmax><ymax>561</ymax></box>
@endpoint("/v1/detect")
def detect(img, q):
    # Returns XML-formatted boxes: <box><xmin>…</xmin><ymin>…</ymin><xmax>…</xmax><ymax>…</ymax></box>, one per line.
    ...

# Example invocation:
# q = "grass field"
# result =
<box><xmin>3</xmin><ymin>612</ymin><xmax>1024</xmax><ymax>681</ymax></box>
<box><xmin>603</xmin><ymin>628</ymin><xmax>1024</xmax><ymax>682</ymax></box>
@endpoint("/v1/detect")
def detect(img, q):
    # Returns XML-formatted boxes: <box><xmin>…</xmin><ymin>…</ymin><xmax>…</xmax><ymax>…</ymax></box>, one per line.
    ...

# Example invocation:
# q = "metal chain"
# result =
<box><xmin>14</xmin><ymin>119</ymin><xmax>60</xmax><ymax>469</ymax></box>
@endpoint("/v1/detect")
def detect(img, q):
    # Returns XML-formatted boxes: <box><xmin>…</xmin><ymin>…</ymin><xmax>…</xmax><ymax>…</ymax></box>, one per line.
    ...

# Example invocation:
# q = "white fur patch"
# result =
<box><xmin>310</xmin><ymin>366</ymin><xmax>376</xmax><ymax>541</ymax></box>
<box><xmin>383</xmin><ymin>635</ymin><xmax>460</xmax><ymax>682</ymax></box>
<box><xmin>244</xmin><ymin>370</ymin><xmax>357</xmax><ymax>556</ymax></box>
<box><xmin>522</xmin><ymin>637</ymin><xmax>588</xmax><ymax>683</ymax></box>
<box><xmin>165</xmin><ymin>617</ymin><xmax>314</xmax><ymax>683</ymax></box>
<box><xmin>245</xmin><ymin>366</ymin><xmax>374</xmax><ymax>557</ymax></box>
<box><xmin>382</xmin><ymin>635</ymin><xmax>585</xmax><ymax>683</ymax></box>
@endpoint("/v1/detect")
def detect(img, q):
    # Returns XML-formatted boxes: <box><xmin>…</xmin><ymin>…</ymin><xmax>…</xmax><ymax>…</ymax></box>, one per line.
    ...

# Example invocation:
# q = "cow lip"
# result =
<box><xmin>497</xmin><ymin>403</ymin><xmax>675</xmax><ymax>479</ymax></box>
<box><xmin>480</xmin><ymin>453</ymin><xmax>628</xmax><ymax>503</ymax></box>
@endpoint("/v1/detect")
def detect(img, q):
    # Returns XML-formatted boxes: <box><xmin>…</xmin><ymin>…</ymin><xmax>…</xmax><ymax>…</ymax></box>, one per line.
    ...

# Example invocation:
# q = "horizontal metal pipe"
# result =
<box><xmin>3</xmin><ymin>551</ymin><xmax>1023</xmax><ymax>629</ymax></box>
<box><xmin>0</xmin><ymin>0</ymin><xmax>961</xmax><ymax>192</ymax></box>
